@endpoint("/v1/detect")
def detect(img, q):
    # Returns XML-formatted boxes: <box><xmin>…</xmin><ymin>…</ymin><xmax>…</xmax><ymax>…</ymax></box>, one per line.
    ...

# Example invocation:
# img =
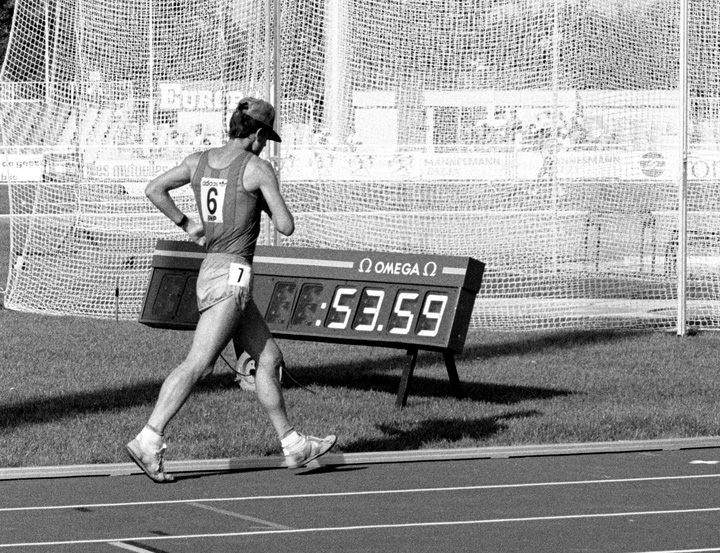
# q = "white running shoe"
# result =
<box><xmin>284</xmin><ymin>433</ymin><xmax>337</xmax><ymax>469</ymax></box>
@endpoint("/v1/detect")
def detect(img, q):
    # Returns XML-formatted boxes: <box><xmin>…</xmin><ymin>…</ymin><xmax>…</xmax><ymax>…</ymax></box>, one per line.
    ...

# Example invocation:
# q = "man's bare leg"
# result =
<box><xmin>127</xmin><ymin>298</ymin><xmax>240</xmax><ymax>483</ymax></box>
<box><xmin>234</xmin><ymin>300</ymin><xmax>293</xmax><ymax>438</ymax></box>
<box><xmin>147</xmin><ymin>298</ymin><xmax>239</xmax><ymax>434</ymax></box>
<box><xmin>235</xmin><ymin>300</ymin><xmax>336</xmax><ymax>468</ymax></box>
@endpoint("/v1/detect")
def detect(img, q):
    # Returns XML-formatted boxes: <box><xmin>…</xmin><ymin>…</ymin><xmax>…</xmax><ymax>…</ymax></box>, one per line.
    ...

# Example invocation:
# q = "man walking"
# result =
<box><xmin>127</xmin><ymin>98</ymin><xmax>336</xmax><ymax>483</ymax></box>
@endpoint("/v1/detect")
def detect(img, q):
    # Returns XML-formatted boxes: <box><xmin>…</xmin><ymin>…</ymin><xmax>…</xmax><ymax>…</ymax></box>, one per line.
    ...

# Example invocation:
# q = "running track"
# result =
<box><xmin>2</xmin><ymin>441</ymin><xmax>720</xmax><ymax>552</ymax></box>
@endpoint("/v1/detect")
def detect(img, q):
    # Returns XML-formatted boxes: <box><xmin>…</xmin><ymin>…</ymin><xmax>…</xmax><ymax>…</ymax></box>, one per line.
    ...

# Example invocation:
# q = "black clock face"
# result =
<box><xmin>260</xmin><ymin>280</ymin><xmax>456</xmax><ymax>347</ymax></box>
<box><xmin>264</xmin><ymin>281</ymin><xmax>297</xmax><ymax>326</ymax></box>
<box><xmin>291</xmin><ymin>283</ymin><xmax>326</xmax><ymax>327</ymax></box>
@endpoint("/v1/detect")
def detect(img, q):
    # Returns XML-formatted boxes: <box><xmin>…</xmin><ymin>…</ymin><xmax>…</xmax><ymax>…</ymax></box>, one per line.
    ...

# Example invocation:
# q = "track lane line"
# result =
<box><xmin>108</xmin><ymin>542</ymin><xmax>170</xmax><ymax>553</ymax></box>
<box><xmin>2</xmin><ymin>473</ymin><xmax>719</xmax><ymax>513</ymax></box>
<box><xmin>2</xmin><ymin>506</ymin><xmax>720</xmax><ymax>548</ymax></box>
<box><xmin>629</xmin><ymin>549</ymin><xmax>720</xmax><ymax>553</ymax></box>
<box><xmin>187</xmin><ymin>501</ymin><xmax>292</xmax><ymax>529</ymax></box>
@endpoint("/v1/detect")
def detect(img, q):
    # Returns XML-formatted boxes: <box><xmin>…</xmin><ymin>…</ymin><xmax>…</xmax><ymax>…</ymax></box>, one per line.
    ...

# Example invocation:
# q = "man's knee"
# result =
<box><xmin>255</xmin><ymin>349</ymin><xmax>284</xmax><ymax>376</ymax></box>
<box><xmin>178</xmin><ymin>355</ymin><xmax>216</xmax><ymax>380</ymax></box>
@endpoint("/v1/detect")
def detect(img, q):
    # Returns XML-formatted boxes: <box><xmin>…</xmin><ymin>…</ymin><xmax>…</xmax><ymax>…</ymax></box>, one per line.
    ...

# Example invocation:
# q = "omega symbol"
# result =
<box><xmin>359</xmin><ymin>258</ymin><xmax>373</xmax><ymax>273</ymax></box>
<box><xmin>423</xmin><ymin>262</ymin><xmax>437</xmax><ymax>277</ymax></box>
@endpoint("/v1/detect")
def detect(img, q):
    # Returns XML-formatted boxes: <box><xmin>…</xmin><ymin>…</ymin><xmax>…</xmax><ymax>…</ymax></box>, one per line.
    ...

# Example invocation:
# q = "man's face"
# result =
<box><xmin>250</xmin><ymin>130</ymin><xmax>268</xmax><ymax>155</ymax></box>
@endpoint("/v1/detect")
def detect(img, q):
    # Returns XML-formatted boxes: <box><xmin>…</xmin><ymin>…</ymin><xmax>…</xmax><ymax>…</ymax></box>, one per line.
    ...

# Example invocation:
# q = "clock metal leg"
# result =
<box><xmin>443</xmin><ymin>350</ymin><xmax>463</xmax><ymax>400</ymax></box>
<box><xmin>395</xmin><ymin>348</ymin><xmax>419</xmax><ymax>408</ymax></box>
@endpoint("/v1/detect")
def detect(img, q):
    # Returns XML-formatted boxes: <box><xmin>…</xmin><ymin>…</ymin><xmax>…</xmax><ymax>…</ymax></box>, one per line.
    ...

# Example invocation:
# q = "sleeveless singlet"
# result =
<box><xmin>190</xmin><ymin>150</ymin><xmax>263</xmax><ymax>262</ymax></box>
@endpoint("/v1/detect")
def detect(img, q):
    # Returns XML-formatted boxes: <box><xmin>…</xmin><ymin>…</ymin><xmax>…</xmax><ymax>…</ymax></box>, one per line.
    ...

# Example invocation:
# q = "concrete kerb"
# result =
<box><xmin>2</xmin><ymin>436</ymin><xmax>719</xmax><ymax>481</ymax></box>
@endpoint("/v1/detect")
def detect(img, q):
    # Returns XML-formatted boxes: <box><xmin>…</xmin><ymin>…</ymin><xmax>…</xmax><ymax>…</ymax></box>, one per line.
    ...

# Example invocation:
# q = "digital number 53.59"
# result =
<box><xmin>325</xmin><ymin>287</ymin><xmax>449</xmax><ymax>338</ymax></box>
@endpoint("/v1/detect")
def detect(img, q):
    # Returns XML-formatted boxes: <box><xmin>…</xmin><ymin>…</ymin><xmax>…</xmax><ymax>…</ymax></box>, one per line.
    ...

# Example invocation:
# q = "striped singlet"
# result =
<box><xmin>190</xmin><ymin>149</ymin><xmax>262</xmax><ymax>262</ymax></box>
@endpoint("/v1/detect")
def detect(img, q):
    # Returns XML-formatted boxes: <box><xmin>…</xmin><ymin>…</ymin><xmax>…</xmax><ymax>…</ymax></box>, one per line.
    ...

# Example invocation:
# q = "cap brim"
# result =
<box><xmin>259</xmin><ymin>122</ymin><xmax>281</xmax><ymax>142</ymax></box>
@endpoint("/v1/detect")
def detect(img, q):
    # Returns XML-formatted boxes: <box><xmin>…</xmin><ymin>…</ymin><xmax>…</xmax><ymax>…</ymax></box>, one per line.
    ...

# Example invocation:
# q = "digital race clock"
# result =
<box><xmin>140</xmin><ymin>240</ymin><xmax>485</xmax><ymax>407</ymax></box>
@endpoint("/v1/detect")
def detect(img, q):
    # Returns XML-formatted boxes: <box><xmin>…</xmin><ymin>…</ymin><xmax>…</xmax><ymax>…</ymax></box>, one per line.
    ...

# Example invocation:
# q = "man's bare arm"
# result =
<box><xmin>245</xmin><ymin>158</ymin><xmax>294</xmax><ymax>236</ymax></box>
<box><xmin>145</xmin><ymin>154</ymin><xmax>205</xmax><ymax>245</ymax></box>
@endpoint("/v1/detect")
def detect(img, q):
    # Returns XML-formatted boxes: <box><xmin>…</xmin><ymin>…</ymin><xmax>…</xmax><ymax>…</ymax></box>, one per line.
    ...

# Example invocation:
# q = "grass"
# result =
<box><xmin>2</xmin><ymin>305</ymin><xmax>719</xmax><ymax>468</ymax></box>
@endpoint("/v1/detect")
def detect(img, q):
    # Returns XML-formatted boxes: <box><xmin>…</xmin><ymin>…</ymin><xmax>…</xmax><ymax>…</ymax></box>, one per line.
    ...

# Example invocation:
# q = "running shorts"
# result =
<box><xmin>196</xmin><ymin>253</ymin><xmax>253</xmax><ymax>313</ymax></box>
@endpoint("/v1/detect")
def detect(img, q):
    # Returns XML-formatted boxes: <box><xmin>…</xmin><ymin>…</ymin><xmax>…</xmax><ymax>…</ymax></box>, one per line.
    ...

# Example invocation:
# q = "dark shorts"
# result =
<box><xmin>196</xmin><ymin>253</ymin><xmax>253</xmax><ymax>313</ymax></box>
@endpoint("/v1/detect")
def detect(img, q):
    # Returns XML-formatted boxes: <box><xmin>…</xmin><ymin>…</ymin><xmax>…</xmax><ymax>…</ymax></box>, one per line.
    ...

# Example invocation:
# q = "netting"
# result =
<box><xmin>2</xmin><ymin>0</ymin><xmax>720</xmax><ymax>331</ymax></box>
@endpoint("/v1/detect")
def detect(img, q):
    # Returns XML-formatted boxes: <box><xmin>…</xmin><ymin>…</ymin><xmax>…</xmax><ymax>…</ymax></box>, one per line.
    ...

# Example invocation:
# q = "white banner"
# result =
<box><xmin>687</xmin><ymin>149</ymin><xmax>720</xmax><ymax>181</ymax></box>
<box><xmin>0</xmin><ymin>155</ymin><xmax>43</xmax><ymax>182</ymax></box>
<box><xmin>85</xmin><ymin>158</ymin><xmax>176</xmax><ymax>181</ymax></box>
<box><xmin>84</xmin><ymin>157</ymin><xmax>195</xmax><ymax>196</ymax></box>
<box><xmin>281</xmin><ymin>151</ymin><xmax>422</xmax><ymax>181</ymax></box>
<box><xmin>422</xmin><ymin>152</ymin><xmax>507</xmax><ymax>180</ymax></box>
<box><xmin>282</xmin><ymin>148</ymin><xmax>720</xmax><ymax>182</ymax></box>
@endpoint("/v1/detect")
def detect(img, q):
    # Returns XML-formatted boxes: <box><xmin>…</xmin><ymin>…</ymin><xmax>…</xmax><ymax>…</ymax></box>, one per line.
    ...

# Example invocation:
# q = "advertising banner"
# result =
<box><xmin>282</xmin><ymin>148</ymin><xmax>720</xmax><ymax>183</ymax></box>
<box><xmin>0</xmin><ymin>155</ymin><xmax>43</xmax><ymax>182</ymax></box>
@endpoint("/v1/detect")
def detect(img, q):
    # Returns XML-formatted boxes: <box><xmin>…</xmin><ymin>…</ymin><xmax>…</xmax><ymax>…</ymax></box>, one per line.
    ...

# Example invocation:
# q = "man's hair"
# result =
<box><xmin>228</xmin><ymin>101</ymin><xmax>261</xmax><ymax>139</ymax></box>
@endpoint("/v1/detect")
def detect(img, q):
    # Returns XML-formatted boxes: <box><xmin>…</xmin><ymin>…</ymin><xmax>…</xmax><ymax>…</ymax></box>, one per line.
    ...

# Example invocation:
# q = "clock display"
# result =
<box><xmin>291</xmin><ymin>283</ymin><xmax>325</xmax><ymax>327</ymax></box>
<box><xmin>387</xmin><ymin>290</ymin><xmax>421</xmax><ymax>335</ymax></box>
<box><xmin>416</xmin><ymin>293</ymin><xmax>449</xmax><ymax>336</ymax></box>
<box><xmin>325</xmin><ymin>286</ymin><xmax>356</xmax><ymax>329</ymax></box>
<box><xmin>139</xmin><ymin>240</ymin><xmax>485</xmax><ymax>407</ymax></box>
<box><xmin>353</xmin><ymin>288</ymin><xmax>385</xmax><ymax>332</ymax></box>
<box><xmin>257</xmin><ymin>279</ymin><xmax>460</xmax><ymax>349</ymax></box>
<box><xmin>141</xmin><ymin>240</ymin><xmax>484</xmax><ymax>354</ymax></box>
<box><xmin>265</xmin><ymin>281</ymin><xmax>297</xmax><ymax>326</ymax></box>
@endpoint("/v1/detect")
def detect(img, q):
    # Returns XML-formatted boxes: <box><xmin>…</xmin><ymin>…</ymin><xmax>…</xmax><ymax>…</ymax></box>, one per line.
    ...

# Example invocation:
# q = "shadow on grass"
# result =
<box><xmin>285</xmin><ymin>365</ymin><xmax>573</xmax><ymax>405</ymax></box>
<box><xmin>462</xmin><ymin>328</ymin><xmax>651</xmax><ymax>360</ymax></box>
<box><xmin>0</xmin><ymin>380</ymin><xmax>162</xmax><ymax>430</ymax></box>
<box><xmin>284</xmin><ymin>341</ymin><xmax>576</xmax><ymax>403</ymax></box>
<box><xmin>2</xmin><ymin>328</ymin><xmax>634</xmax><ymax>429</ymax></box>
<box><xmin>0</xmin><ymin>374</ymin><xmax>238</xmax><ymax>430</ymax></box>
<box><xmin>284</xmin><ymin>328</ymin><xmax>648</xmax><ymax>402</ymax></box>
<box><xmin>341</xmin><ymin>410</ymin><xmax>541</xmax><ymax>453</ymax></box>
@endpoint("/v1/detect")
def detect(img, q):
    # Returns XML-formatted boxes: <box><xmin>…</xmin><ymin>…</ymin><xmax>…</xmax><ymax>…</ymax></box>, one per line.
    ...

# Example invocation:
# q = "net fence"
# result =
<box><xmin>1</xmin><ymin>0</ymin><xmax>719</xmax><ymax>330</ymax></box>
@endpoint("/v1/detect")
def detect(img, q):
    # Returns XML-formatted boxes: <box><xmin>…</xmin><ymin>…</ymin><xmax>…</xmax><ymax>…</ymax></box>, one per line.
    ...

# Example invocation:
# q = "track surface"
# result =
<box><xmin>3</xmin><ymin>447</ymin><xmax>720</xmax><ymax>552</ymax></box>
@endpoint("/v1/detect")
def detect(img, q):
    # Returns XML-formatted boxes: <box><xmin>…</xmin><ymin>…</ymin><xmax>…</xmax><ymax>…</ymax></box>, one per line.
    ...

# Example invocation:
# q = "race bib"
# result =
<box><xmin>228</xmin><ymin>263</ymin><xmax>252</xmax><ymax>289</ymax></box>
<box><xmin>200</xmin><ymin>177</ymin><xmax>227</xmax><ymax>223</ymax></box>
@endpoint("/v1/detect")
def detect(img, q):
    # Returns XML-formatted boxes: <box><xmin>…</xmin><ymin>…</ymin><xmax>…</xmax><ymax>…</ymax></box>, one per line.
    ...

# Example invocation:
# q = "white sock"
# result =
<box><xmin>281</xmin><ymin>430</ymin><xmax>304</xmax><ymax>453</ymax></box>
<box><xmin>138</xmin><ymin>425</ymin><xmax>164</xmax><ymax>450</ymax></box>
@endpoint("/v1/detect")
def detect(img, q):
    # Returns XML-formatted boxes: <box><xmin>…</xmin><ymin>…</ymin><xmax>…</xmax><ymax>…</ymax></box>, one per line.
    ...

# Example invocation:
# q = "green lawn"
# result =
<box><xmin>2</xmin><ymin>306</ymin><xmax>718</xmax><ymax>468</ymax></box>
